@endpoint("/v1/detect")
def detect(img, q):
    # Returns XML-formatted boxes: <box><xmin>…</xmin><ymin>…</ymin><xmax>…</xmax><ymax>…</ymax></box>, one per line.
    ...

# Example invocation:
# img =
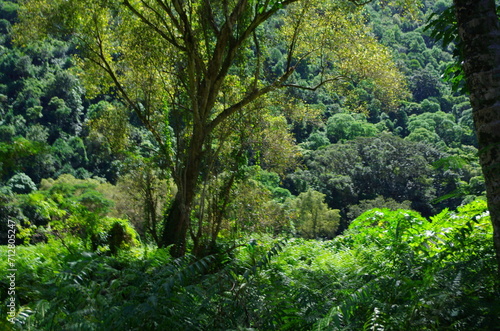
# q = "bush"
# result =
<box><xmin>0</xmin><ymin>202</ymin><xmax>497</xmax><ymax>330</ymax></box>
<box><xmin>106</xmin><ymin>218</ymin><xmax>139</xmax><ymax>255</ymax></box>
<box><xmin>316</xmin><ymin>200</ymin><xmax>498</xmax><ymax>330</ymax></box>
<box><xmin>7</xmin><ymin>173</ymin><xmax>36</xmax><ymax>194</ymax></box>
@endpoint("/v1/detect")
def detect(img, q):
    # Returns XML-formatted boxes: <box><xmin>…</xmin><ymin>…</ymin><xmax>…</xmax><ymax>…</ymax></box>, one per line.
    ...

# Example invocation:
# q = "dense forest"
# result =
<box><xmin>1</xmin><ymin>0</ymin><xmax>499</xmax><ymax>329</ymax></box>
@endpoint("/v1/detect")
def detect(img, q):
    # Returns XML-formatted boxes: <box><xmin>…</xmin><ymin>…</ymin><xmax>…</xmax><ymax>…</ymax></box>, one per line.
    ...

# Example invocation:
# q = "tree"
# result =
<box><xmin>114</xmin><ymin>158</ymin><xmax>175</xmax><ymax>245</ymax></box>
<box><xmin>453</xmin><ymin>0</ymin><xmax>500</xmax><ymax>273</ymax></box>
<box><xmin>292</xmin><ymin>189</ymin><xmax>340</xmax><ymax>239</ymax></box>
<box><xmin>406</xmin><ymin>111</ymin><xmax>465</xmax><ymax>148</ymax></box>
<box><xmin>286</xmin><ymin>133</ymin><xmax>459</xmax><ymax>226</ymax></box>
<box><xmin>409</xmin><ymin>66</ymin><xmax>442</xmax><ymax>102</ymax></box>
<box><xmin>17</xmin><ymin>0</ymin><xmax>408</xmax><ymax>256</ymax></box>
<box><xmin>6</xmin><ymin>172</ymin><xmax>37</xmax><ymax>194</ymax></box>
<box><xmin>325</xmin><ymin>112</ymin><xmax>379</xmax><ymax>143</ymax></box>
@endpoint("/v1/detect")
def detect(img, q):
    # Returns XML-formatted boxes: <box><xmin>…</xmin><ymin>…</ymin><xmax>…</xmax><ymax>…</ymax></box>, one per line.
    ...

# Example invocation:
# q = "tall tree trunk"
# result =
<box><xmin>454</xmin><ymin>0</ymin><xmax>500</xmax><ymax>274</ymax></box>
<box><xmin>161</xmin><ymin>192</ymin><xmax>191</xmax><ymax>257</ymax></box>
<box><xmin>160</xmin><ymin>129</ymin><xmax>205</xmax><ymax>257</ymax></box>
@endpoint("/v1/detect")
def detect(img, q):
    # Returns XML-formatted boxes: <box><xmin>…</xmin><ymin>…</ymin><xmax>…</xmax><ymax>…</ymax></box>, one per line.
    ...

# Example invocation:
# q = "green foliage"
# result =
<box><xmin>425</xmin><ymin>4</ymin><xmax>468</xmax><ymax>93</ymax></box>
<box><xmin>0</xmin><ymin>137</ymin><xmax>47</xmax><ymax>180</ymax></box>
<box><xmin>1</xmin><ymin>201</ymin><xmax>498</xmax><ymax>330</ymax></box>
<box><xmin>409</xmin><ymin>67</ymin><xmax>443</xmax><ymax>102</ymax></box>
<box><xmin>287</xmin><ymin>134</ymin><xmax>445</xmax><ymax>220</ymax></box>
<box><xmin>302</xmin><ymin>130</ymin><xmax>330</xmax><ymax>150</ymax></box>
<box><xmin>0</xmin><ymin>0</ymin><xmax>485</xmax><ymax>262</ymax></box>
<box><xmin>86</xmin><ymin>100</ymin><xmax>130</xmax><ymax>154</ymax></box>
<box><xmin>326</xmin><ymin>112</ymin><xmax>380</xmax><ymax>143</ymax></box>
<box><xmin>314</xmin><ymin>200</ymin><xmax>498</xmax><ymax>330</ymax></box>
<box><xmin>6</xmin><ymin>174</ymin><xmax>140</xmax><ymax>253</ymax></box>
<box><xmin>0</xmin><ymin>0</ymin><xmax>129</xmax><ymax>184</ymax></box>
<box><xmin>406</xmin><ymin>110</ymin><xmax>467</xmax><ymax>148</ymax></box>
<box><xmin>226</xmin><ymin>175</ymin><xmax>275</xmax><ymax>235</ymax></box>
<box><xmin>252</xmin><ymin>167</ymin><xmax>292</xmax><ymax>202</ymax></box>
<box><xmin>0</xmin><ymin>1</ymin><xmax>497</xmax><ymax>328</ymax></box>
<box><xmin>347</xmin><ymin>195</ymin><xmax>412</xmax><ymax>221</ymax></box>
<box><xmin>291</xmin><ymin>190</ymin><xmax>340</xmax><ymax>239</ymax></box>
<box><xmin>6</xmin><ymin>173</ymin><xmax>37</xmax><ymax>194</ymax></box>
<box><xmin>113</xmin><ymin>157</ymin><xmax>175</xmax><ymax>243</ymax></box>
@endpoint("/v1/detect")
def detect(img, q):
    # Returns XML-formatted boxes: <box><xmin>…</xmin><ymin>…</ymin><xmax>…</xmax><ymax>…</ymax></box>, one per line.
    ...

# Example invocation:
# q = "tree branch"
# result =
<box><xmin>202</xmin><ymin>0</ymin><xmax>300</xmax><ymax>123</ymax></box>
<box><xmin>281</xmin><ymin>76</ymin><xmax>345</xmax><ymax>90</ymax></box>
<box><xmin>89</xmin><ymin>26</ymin><xmax>172</xmax><ymax>168</ymax></box>
<box><xmin>208</xmin><ymin>67</ymin><xmax>295</xmax><ymax>133</ymax></box>
<box><xmin>141</xmin><ymin>0</ymin><xmax>179</xmax><ymax>42</ymax></box>
<box><xmin>202</xmin><ymin>0</ymin><xmax>221</xmax><ymax>35</ymax></box>
<box><xmin>155</xmin><ymin>0</ymin><xmax>183</xmax><ymax>32</ymax></box>
<box><xmin>123</xmin><ymin>0</ymin><xmax>186</xmax><ymax>51</ymax></box>
<box><xmin>349</xmin><ymin>0</ymin><xmax>375</xmax><ymax>6</ymax></box>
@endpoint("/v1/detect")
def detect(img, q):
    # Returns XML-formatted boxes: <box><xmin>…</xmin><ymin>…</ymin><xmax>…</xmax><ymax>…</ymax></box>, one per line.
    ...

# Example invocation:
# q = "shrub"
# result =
<box><xmin>7</xmin><ymin>173</ymin><xmax>36</xmax><ymax>194</ymax></box>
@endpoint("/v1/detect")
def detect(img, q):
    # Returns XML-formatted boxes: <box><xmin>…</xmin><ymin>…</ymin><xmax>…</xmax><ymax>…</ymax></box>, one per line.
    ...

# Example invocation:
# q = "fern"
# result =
<box><xmin>363</xmin><ymin>307</ymin><xmax>385</xmax><ymax>331</ymax></box>
<box><xmin>3</xmin><ymin>200</ymin><xmax>498</xmax><ymax>330</ymax></box>
<box><xmin>315</xmin><ymin>306</ymin><xmax>344</xmax><ymax>331</ymax></box>
<box><xmin>243</xmin><ymin>238</ymin><xmax>287</xmax><ymax>280</ymax></box>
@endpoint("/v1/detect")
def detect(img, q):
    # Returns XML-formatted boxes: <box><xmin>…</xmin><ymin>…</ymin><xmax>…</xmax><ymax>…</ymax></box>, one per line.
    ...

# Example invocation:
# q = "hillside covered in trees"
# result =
<box><xmin>1</xmin><ymin>0</ymin><xmax>499</xmax><ymax>329</ymax></box>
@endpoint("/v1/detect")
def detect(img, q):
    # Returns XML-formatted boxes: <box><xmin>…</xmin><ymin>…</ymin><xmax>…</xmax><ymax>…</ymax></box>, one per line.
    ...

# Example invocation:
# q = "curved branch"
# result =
<box><xmin>281</xmin><ymin>75</ymin><xmax>346</xmax><ymax>91</ymax></box>
<box><xmin>349</xmin><ymin>0</ymin><xmax>375</xmax><ymax>6</ymax></box>
<box><xmin>123</xmin><ymin>0</ymin><xmax>186</xmax><ymax>51</ymax></box>
<box><xmin>208</xmin><ymin>67</ymin><xmax>295</xmax><ymax>132</ymax></box>
<box><xmin>89</xmin><ymin>27</ymin><xmax>172</xmax><ymax>167</ymax></box>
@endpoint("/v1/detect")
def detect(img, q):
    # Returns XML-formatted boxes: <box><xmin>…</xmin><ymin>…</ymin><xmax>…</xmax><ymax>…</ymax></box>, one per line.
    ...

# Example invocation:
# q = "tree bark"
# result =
<box><xmin>160</xmin><ymin>130</ymin><xmax>205</xmax><ymax>257</ymax></box>
<box><xmin>161</xmin><ymin>193</ymin><xmax>190</xmax><ymax>257</ymax></box>
<box><xmin>154</xmin><ymin>1</ymin><xmax>297</xmax><ymax>257</ymax></box>
<box><xmin>454</xmin><ymin>0</ymin><xmax>500</xmax><ymax>274</ymax></box>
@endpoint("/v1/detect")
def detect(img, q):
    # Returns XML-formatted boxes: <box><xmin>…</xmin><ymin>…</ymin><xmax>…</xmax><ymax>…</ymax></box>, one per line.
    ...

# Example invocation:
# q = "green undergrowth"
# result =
<box><xmin>1</xmin><ymin>200</ymin><xmax>499</xmax><ymax>330</ymax></box>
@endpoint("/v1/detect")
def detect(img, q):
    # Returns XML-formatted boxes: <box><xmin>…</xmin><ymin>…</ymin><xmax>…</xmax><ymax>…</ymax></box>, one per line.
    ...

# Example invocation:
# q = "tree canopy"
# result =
<box><xmin>15</xmin><ymin>0</ymin><xmax>409</xmax><ymax>256</ymax></box>
<box><xmin>2</xmin><ymin>1</ymin><xmax>500</xmax><ymax>329</ymax></box>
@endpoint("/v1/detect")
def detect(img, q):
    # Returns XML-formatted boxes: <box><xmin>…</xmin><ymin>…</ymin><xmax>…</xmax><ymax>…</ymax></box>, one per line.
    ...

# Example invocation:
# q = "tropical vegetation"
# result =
<box><xmin>1</xmin><ymin>0</ymin><xmax>499</xmax><ymax>329</ymax></box>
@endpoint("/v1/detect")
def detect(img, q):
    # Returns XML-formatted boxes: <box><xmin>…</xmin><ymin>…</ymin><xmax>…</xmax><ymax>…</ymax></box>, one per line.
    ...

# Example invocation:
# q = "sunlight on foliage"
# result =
<box><xmin>2</xmin><ymin>200</ymin><xmax>497</xmax><ymax>330</ymax></box>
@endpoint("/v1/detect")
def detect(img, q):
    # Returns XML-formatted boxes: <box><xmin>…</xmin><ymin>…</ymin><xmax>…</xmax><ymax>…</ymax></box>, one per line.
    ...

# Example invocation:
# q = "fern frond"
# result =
<box><xmin>315</xmin><ymin>306</ymin><xmax>344</xmax><ymax>331</ymax></box>
<box><xmin>363</xmin><ymin>307</ymin><xmax>385</xmax><ymax>331</ymax></box>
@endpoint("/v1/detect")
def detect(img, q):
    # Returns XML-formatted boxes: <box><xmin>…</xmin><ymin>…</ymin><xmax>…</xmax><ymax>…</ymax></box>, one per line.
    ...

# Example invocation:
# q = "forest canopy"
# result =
<box><xmin>11</xmin><ymin>0</ymin><xmax>413</xmax><ymax>256</ymax></box>
<box><xmin>0</xmin><ymin>0</ymin><xmax>487</xmax><ymax>255</ymax></box>
<box><xmin>1</xmin><ymin>0</ymin><xmax>499</xmax><ymax>329</ymax></box>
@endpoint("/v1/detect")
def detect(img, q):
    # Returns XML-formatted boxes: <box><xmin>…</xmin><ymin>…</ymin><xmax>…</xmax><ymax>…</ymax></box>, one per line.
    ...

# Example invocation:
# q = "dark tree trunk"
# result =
<box><xmin>454</xmin><ymin>0</ymin><xmax>500</xmax><ymax>274</ymax></box>
<box><xmin>160</xmin><ymin>130</ymin><xmax>205</xmax><ymax>257</ymax></box>
<box><xmin>161</xmin><ymin>192</ymin><xmax>191</xmax><ymax>257</ymax></box>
